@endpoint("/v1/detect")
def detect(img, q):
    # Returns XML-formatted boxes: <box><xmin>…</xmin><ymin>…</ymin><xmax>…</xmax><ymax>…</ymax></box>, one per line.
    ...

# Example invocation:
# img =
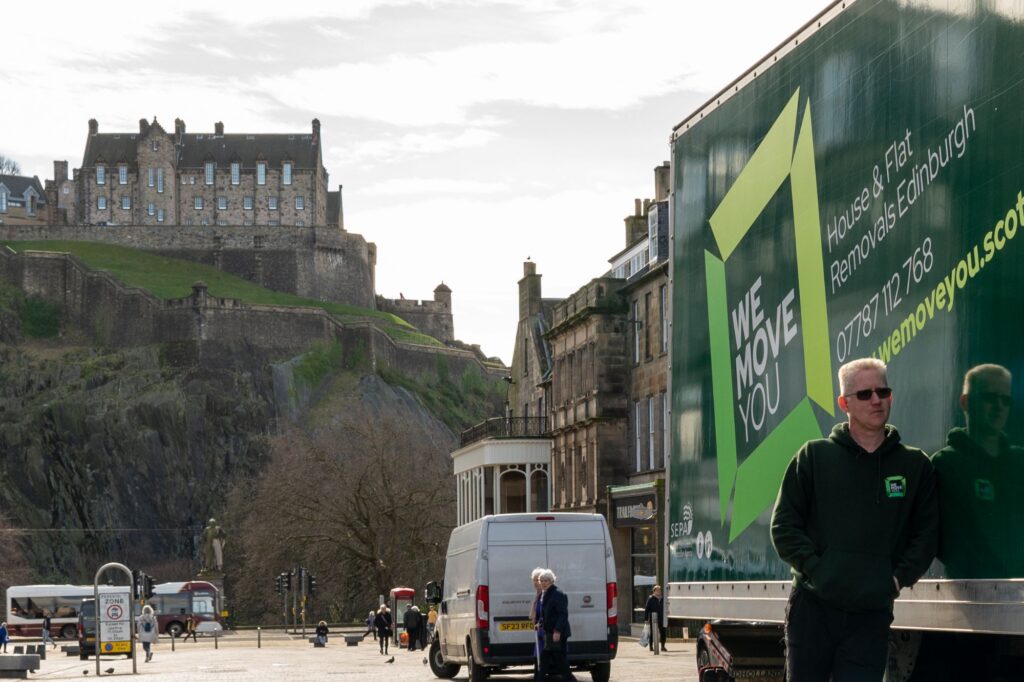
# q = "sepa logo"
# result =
<box><xmin>704</xmin><ymin>89</ymin><xmax>833</xmax><ymax>541</ymax></box>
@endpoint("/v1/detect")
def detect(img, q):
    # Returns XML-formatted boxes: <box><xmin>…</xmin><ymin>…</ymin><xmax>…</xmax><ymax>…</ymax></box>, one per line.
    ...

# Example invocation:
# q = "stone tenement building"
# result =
<box><xmin>56</xmin><ymin>117</ymin><xmax>337</xmax><ymax>229</ymax></box>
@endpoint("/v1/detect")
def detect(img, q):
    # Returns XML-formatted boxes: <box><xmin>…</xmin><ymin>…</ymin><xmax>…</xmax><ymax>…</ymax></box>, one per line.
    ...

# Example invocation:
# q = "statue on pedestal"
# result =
<box><xmin>200</xmin><ymin>518</ymin><xmax>227</xmax><ymax>573</ymax></box>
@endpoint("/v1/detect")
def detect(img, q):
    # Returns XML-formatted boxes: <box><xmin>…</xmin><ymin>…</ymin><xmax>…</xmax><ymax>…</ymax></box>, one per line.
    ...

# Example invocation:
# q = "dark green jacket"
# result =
<box><xmin>931</xmin><ymin>428</ymin><xmax>1024</xmax><ymax>578</ymax></box>
<box><xmin>771</xmin><ymin>423</ymin><xmax>939</xmax><ymax>612</ymax></box>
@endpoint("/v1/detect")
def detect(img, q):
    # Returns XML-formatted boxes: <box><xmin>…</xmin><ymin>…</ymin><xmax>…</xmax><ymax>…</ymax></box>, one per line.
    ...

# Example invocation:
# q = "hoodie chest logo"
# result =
<box><xmin>974</xmin><ymin>478</ymin><xmax>995</xmax><ymax>501</ymax></box>
<box><xmin>884</xmin><ymin>475</ymin><xmax>907</xmax><ymax>498</ymax></box>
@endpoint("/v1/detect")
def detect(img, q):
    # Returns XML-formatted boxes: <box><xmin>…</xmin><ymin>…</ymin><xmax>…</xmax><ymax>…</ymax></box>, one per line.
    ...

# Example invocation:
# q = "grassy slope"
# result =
<box><xmin>2</xmin><ymin>240</ymin><xmax>441</xmax><ymax>346</ymax></box>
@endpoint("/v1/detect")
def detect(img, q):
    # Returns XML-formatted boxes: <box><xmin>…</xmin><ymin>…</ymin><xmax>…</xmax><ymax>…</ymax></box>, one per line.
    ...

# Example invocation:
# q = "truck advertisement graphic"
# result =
<box><xmin>669</xmin><ymin>0</ymin><xmax>1024</xmax><ymax>588</ymax></box>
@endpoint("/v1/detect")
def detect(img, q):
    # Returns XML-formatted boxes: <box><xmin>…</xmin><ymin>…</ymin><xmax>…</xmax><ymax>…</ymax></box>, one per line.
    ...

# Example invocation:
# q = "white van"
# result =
<box><xmin>426</xmin><ymin>513</ymin><xmax>618</xmax><ymax>682</ymax></box>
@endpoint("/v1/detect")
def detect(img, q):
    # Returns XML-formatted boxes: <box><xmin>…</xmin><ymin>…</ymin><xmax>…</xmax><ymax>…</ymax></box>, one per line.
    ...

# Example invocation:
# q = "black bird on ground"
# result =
<box><xmin>386</xmin><ymin>656</ymin><xmax>395</xmax><ymax>663</ymax></box>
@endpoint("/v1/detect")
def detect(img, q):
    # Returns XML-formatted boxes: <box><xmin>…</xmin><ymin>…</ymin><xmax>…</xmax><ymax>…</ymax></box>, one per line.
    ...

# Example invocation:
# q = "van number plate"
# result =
<box><xmin>498</xmin><ymin>621</ymin><xmax>534</xmax><ymax>631</ymax></box>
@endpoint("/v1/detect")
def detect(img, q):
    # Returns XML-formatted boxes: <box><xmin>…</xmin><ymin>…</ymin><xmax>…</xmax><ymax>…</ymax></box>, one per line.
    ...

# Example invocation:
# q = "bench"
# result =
<box><xmin>343</xmin><ymin>633</ymin><xmax>367</xmax><ymax>647</ymax></box>
<box><xmin>61</xmin><ymin>644</ymin><xmax>81</xmax><ymax>656</ymax></box>
<box><xmin>0</xmin><ymin>654</ymin><xmax>41</xmax><ymax>680</ymax></box>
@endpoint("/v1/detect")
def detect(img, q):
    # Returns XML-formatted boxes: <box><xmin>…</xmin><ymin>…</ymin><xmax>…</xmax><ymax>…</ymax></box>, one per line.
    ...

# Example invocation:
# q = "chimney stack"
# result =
<box><xmin>174</xmin><ymin>118</ymin><xmax>186</xmax><ymax>136</ymax></box>
<box><xmin>518</xmin><ymin>261</ymin><xmax>542</xmax><ymax>320</ymax></box>
<box><xmin>654</xmin><ymin>161</ymin><xmax>670</xmax><ymax>202</ymax></box>
<box><xmin>214</xmin><ymin>121</ymin><xmax>224</xmax><ymax>136</ymax></box>
<box><xmin>312</xmin><ymin>118</ymin><xmax>321</xmax><ymax>145</ymax></box>
<box><xmin>54</xmin><ymin>160</ymin><xmax>68</xmax><ymax>182</ymax></box>
<box><xmin>88</xmin><ymin>119</ymin><xmax>98</xmax><ymax>136</ymax></box>
<box><xmin>338</xmin><ymin>183</ymin><xmax>344</xmax><ymax>230</ymax></box>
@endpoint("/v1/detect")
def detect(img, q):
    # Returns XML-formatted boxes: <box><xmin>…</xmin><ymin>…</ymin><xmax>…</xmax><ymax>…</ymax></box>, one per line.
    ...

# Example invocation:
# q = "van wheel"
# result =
<box><xmin>428</xmin><ymin>639</ymin><xmax>459</xmax><ymax>679</ymax></box>
<box><xmin>590</xmin><ymin>662</ymin><xmax>611</xmax><ymax>682</ymax></box>
<box><xmin>61</xmin><ymin>624</ymin><xmax>77</xmax><ymax>639</ymax></box>
<box><xmin>467</xmin><ymin>650</ymin><xmax>488</xmax><ymax>682</ymax></box>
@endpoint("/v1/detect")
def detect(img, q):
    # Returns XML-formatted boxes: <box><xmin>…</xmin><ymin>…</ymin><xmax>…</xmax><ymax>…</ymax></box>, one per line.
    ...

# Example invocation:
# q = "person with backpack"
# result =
<box><xmin>136</xmin><ymin>605</ymin><xmax>159</xmax><ymax>662</ymax></box>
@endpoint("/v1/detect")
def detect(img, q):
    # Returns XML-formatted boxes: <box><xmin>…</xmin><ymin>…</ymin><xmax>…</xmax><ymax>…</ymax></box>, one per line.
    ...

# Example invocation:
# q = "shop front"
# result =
<box><xmin>607</xmin><ymin>481</ymin><xmax>664</xmax><ymax>633</ymax></box>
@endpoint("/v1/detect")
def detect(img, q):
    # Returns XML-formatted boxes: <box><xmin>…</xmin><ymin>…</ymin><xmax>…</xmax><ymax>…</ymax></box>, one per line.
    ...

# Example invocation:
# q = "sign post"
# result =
<box><xmin>93</xmin><ymin>562</ymin><xmax>137</xmax><ymax>676</ymax></box>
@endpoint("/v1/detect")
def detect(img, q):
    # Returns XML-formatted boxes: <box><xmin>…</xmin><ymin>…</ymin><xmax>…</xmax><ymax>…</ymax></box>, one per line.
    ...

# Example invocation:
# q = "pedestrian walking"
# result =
<box><xmin>182</xmin><ymin>614</ymin><xmax>198</xmax><ymax>642</ymax></box>
<box><xmin>41</xmin><ymin>611</ymin><xmax>56</xmax><ymax>649</ymax></box>
<box><xmin>771</xmin><ymin>358</ymin><xmax>938</xmax><ymax>681</ymax></box>
<box><xmin>404</xmin><ymin>605</ymin><xmax>423</xmax><ymax>651</ymax></box>
<box><xmin>427</xmin><ymin>606</ymin><xmax>438</xmax><ymax>638</ymax></box>
<box><xmin>366</xmin><ymin>610</ymin><xmax>376</xmax><ymax>640</ymax></box>
<box><xmin>534</xmin><ymin>568</ymin><xmax>576</xmax><ymax>682</ymax></box>
<box><xmin>374</xmin><ymin>605</ymin><xmax>393</xmax><ymax>655</ymax></box>
<box><xmin>135</xmin><ymin>605</ymin><xmax>159</xmax><ymax>662</ymax></box>
<box><xmin>528</xmin><ymin>567</ymin><xmax>544</xmax><ymax>674</ymax></box>
<box><xmin>0</xmin><ymin>621</ymin><xmax>9</xmax><ymax>653</ymax></box>
<box><xmin>643</xmin><ymin>585</ymin><xmax>667</xmax><ymax>652</ymax></box>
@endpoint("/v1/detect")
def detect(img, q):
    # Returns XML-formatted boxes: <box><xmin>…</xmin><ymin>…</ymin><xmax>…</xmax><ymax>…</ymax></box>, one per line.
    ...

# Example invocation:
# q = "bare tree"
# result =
<box><xmin>0</xmin><ymin>154</ymin><xmax>21</xmax><ymax>175</ymax></box>
<box><xmin>226</xmin><ymin>406</ymin><xmax>456</xmax><ymax>624</ymax></box>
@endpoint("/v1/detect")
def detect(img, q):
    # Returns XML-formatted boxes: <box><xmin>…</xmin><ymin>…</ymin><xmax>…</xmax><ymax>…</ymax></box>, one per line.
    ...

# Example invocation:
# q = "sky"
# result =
<box><xmin>3</xmin><ymin>0</ymin><xmax>831</xmax><ymax>363</ymax></box>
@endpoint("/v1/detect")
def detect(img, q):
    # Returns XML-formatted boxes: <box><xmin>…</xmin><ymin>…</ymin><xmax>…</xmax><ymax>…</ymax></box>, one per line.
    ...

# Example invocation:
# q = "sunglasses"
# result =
<box><xmin>978</xmin><ymin>392</ymin><xmax>1013</xmax><ymax>408</ymax></box>
<box><xmin>844</xmin><ymin>387</ymin><xmax>893</xmax><ymax>401</ymax></box>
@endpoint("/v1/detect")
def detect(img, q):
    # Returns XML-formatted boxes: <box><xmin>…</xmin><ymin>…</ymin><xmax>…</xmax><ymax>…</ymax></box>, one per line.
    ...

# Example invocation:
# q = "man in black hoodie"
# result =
<box><xmin>771</xmin><ymin>358</ymin><xmax>938</xmax><ymax>681</ymax></box>
<box><xmin>932</xmin><ymin>364</ymin><xmax>1024</xmax><ymax>578</ymax></box>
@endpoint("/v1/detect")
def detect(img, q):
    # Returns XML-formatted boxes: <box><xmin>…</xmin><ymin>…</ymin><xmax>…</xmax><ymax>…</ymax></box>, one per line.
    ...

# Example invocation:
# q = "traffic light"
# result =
<box><xmin>275</xmin><ymin>574</ymin><xmax>283</xmax><ymax>595</ymax></box>
<box><xmin>281</xmin><ymin>572</ymin><xmax>292</xmax><ymax>591</ymax></box>
<box><xmin>307</xmin><ymin>574</ymin><xmax>317</xmax><ymax>597</ymax></box>
<box><xmin>143</xmin><ymin>574</ymin><xmax>156</xmax><ymax>600</ymax></box>
<box><xmin>132</xmin><ymin>569</ymin><xmax>142</xmax><ymax>597</ymax></box>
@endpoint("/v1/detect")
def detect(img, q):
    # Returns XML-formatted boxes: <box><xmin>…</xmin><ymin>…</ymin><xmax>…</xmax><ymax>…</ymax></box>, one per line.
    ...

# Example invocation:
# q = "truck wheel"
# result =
<box><xmin>428</xmin><ymin>639</ymin><xmax>459</xmax><ymax>679</ymax></box>
<box><xmin>467</xmin><ymin>650</ymin><xmax>489</xmax><ymax>682</ymax></box>
<box><xmin>590</xmin><ymin>661</ymin><xmax>611</xmax><ymax>682</ymax></box>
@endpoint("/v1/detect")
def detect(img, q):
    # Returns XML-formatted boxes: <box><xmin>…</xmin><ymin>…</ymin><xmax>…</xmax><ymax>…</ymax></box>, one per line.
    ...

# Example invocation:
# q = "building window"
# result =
<box><xmin>268</xmin><ymin>196</ymin><xmax>278</xmax><ymax>210</ymax></box>
<box><xmin>121</xmin><ymin>196</ymin><xmax>131</xmax><ymax>210</ymax></box>
<box><xmin>295</xmin><ymin>219</ymin><xmax>305</xmax><ymax>227</ymax></box>
<box><xmin>204</xmin><ymin>162</ymin><xmax>214</xmax><ymax>185</ymax></box>
<box><xmin>217</xmin><ymin>196</ymin><xmax>227</xmax><ymax>210</ymax></box>
<box><xmin>96</xmin><ymin>166</ymin><xmax>106</xmax><ymax>185</ymax></box>
<box><xmin>97</xmin><ymin>196</ymin><xmax>107</xmax><ymax>210</ymax></box>
<box><xmin>257</xmin><ymin>162</ymin><xmax>266</xmax><ymax>185</ymax></box>
<box><xmin>0</xmin><ymin>192</ymin><xmax>6</xmax><ymax>213</ymax></box>
<box><xmin>194</xmin><ymin>197</ymin><xmax>203</xmax><ymax>210</ymax></box>
<box><xmin>118</xmin><ymin>166</ymin><xmax>128</xmax><ymax>185</ymax></box>
<box><xmin>633</xmin><ymin>299</ymin><xmax>641</xmax><ymax>364</ymax></box>
<box><xmin>230</xmin><ymin>162</ymin><xmax>240</xmax><ymax>185</ymax></box>
<box><xmin>634</xmin><ymin>400</ymin><xmax>643</xmax><ymax>471</ymax></box>
<box><xmin>644</xmin><ymin>292</ymin><xmax>653</xmax><ymax>360</ymax></box>
<box><xmin>156</xmin><ymin>168</ymin><xmax>164</xmax><ymax>193</ymax></box>
<box><xmin>147</xmin><ymin>202</ymin><xmax>155</xmax><ymax>216</ymax></box>
<box><xmin>499</xmin><ymin>470</ymin><xmax>527</xmax><ymax>514</ymax></box>
<box><xmin>151</xmin><ymin>140</ymin><xmax>159</xmax><ymax>152</ymax></box>
<box><xmin>148</xmin><ymin>168</ymin><xmax>155</xmax><ymax>187</ymax></box>
<box><xmin>63</xmin><ymin>185</ymin><xmax>69</xmax><ymax>195</ymax></box>
<box><xmin>662</xmin><ymin>390</ymin><xmax>669</xmax><ymax>468</ymax></box>
<box><xmin>659</xmin><ymin>284</ymin><xmax>668</xmax><ymax>353</ymax></box>
<box><xmin>648</xmin><ymin>397</ymin><xmax>656</xmax><ymax>469</ymax></box>
<box><xmin>295</xmin><ymin>196</ymin><xmax>304</xmax><ymax>210</ymax></box>
<box><xmin>157</xmin><ymin>208</ymin><xmax>165</xmax><ymax>222</ymax></box>
<box><xmin>282</xmin><ymin>162</ymin><xmax>292</xmax><ymax>185</ymax></box>
<box><xmin>243</xmin><ymin>196</ymin><xmax>253</xmax><ymax>210</ymax></box>
<box><xmin>530</xmin><ymin>469</ymin><xmax>549</xmax><ymax>512</ymax></box>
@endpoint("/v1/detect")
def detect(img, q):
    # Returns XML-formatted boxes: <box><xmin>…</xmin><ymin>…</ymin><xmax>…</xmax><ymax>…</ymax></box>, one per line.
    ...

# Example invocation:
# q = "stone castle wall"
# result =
<box><xmin>0</xmin><ymin>223</ymin><xmax>376</xmax><ymax>309</ymax></box>
<box><xmin>0</xmin><ymin>247</ymin><xmax>503</xmax><ymax>383</ymax></box>
<box><xmin>377</xmin><ymin>295</ymin><xmax>453</xmax><ymax>344</ymax></box>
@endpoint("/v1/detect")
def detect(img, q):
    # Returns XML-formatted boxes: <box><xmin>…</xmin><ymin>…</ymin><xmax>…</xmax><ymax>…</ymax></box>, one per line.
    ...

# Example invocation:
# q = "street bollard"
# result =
<box><xmin>653</xmin><ymin>621</ymin><xmax>660</xmax><ymax>656</ymax></box>
<box><xmin>215</xmin><ymin>630</ymin><xmax>219</xmax><ymax>650</ymax></box>
<box><xmin>258</xmin><ymin>627</ymin><xmax>261</xmax><ymax>649</ymax></box>
<box><xmin>171</xmin><ymin>632</ymin><xmax>176</xmax><ymax>652</ymax></box>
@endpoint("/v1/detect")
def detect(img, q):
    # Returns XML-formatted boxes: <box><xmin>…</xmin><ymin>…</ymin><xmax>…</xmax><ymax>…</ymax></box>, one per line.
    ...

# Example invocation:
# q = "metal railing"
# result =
<box><xmin>460</xmin><ymin>417</ymin><xmax>548</xmax><ymax>447</ymax></box>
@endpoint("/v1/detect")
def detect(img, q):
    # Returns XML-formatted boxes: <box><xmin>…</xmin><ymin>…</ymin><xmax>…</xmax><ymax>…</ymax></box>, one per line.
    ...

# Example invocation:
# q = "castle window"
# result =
<box><xmin>156</xmin><ymin>168</ymin><xmax>164</xmax><ymax>193</ymax></box>
<box><xmin>231</xmin><ymin>162</ymin><xmax>240</xmax><ymax>185</ymax></box>
<box><xmin>118</xmin><ymin>165</ymin><xmax>128</xmax><ymax>185</ymax></box>
<box><xmin>204</xmin><ymin>162</ymin><xmax>214</xmax><ymax>185</ymax></box>
<box><xmin>151</xmin><ymin>140</ymin><xmax>158</xmax><ymax>152</ymax></box>
<box><xmin>157</xmin><ymin>208</ymin><xmax>165</xmax><ymax>222</ymax></box>
<box><xmin>243</xmin><ymin>196</ymin><xmax>253</xmax><ymax>211</ymax></box>
<box><xmin>97</xmin><ymin>196</ymin><xmax>107</xmax><ymax>210</ymax></box>
<box><xmin>268</xmin><ymin>220</ymin><xmax>279</xmax><ymax>226</ymax></box>
<box><xmin>121</xmin><ymin>196</ymin><xmax>131</xmax><ymax>210</ymax></box>
<box><xmin>295</xmin><ymin>196</ymin><xmax>304</xmax><ymax>210</ymax></box>
<box><xmin>147</xmin><ymin>202</ymin><xmax>155</xmax><ymax>216</ymax></box>
<box><xmin>257</xmin><ymin>162</ymin><xmax>266</xmax><ymax>185</ymax></box>
<box><xmin>148</xmin><ymin>168</ymin><xmax>155</xmax><ymax>187</ymax></box>
<box><xmin>217</xmin><ymin>196</ymin><xmax>227</xmax><ymax>210</ymax></box>
<box><xmin>194</xmin><ymin>197</ymin><xmax>204</xmax><ymax>210</ymax></box>
<box><xmin>268</xmin><ymin>196</ymin><xmax>278</xmax><ymax>210</ymax></box>
<box><xmin>96</xmin><ymin>166</ymin><xmax>106</xmax><ymax>185</ymax></box>
<box><xmin>63</xmin><ymin>185</ymin><xmax>69</xmax><ymax>194</ymax></box>
<box><xmin>201</xmin><ymin>218</ymin><xmax>209</xmax><ymax>226</ymax></box>
<box><xmin>282</xmin><ymin>162</ymin><xmax>292</xmax><ymax>185</ymax></box>
<box><xmin>296</xmin><ymin>220</ymin><xmax>305</xmax><ymax>227</ymax></box>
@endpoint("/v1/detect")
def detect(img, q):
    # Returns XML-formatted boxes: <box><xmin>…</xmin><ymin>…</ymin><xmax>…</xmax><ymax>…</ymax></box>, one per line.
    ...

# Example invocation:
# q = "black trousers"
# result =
<box><xmin>785</xmin><ymin>587</ymin><xmax>891</xmax><ymax>682</ymax></box>
<box><xmin>534</xmin><ymin>639</ymin><xmax>575</xmax><ymax>682</ymax></box>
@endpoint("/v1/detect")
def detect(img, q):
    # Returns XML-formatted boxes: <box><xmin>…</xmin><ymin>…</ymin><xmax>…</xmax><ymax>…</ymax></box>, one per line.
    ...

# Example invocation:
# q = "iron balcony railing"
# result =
<box><xmin>460</xmin><ymin>417</ymin><xmax>549</xmax><ymax>448</ymax></box>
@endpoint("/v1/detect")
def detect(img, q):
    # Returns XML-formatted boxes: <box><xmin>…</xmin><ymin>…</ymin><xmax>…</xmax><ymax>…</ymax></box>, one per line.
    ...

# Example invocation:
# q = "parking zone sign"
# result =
<box><xmin>98</xmin><ymin>592</ymin><xmax>131</xmax><ymax>654</ymax></box>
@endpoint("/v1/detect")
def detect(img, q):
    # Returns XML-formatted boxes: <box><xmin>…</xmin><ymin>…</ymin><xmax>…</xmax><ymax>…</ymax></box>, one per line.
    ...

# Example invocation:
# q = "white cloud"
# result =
<box><xmin>357</xmin><ymin>177</ymin><xmax>509</xmax><ymax>196</ymax></box>
<box><xmin>336</xmin><ymin>127</ymin><xmax>500</xmax><ymax>166</ymax></box>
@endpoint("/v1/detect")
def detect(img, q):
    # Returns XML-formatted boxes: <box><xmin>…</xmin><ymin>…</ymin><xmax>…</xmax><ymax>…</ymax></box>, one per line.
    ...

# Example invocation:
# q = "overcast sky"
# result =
<box><xmin>4</xmin><ymin>0</ymin><xmax>830</xmax><ymax>363</ymax></box>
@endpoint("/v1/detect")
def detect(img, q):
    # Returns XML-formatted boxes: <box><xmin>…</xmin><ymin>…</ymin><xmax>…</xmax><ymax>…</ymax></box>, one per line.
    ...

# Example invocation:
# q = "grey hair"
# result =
<box><xmin>838</xmin><ymin>358</ymin><xmax>887</xmax><ymax>395</ymax></box>
<box><xmin>537</xmin><ymin>568</ymin><xmax>557</xmax><ymax>583</ymax></box>
<box><xmin>531</xmin><ymin>567</ymin><xmax>545</xmax><ymax>580</ymax></box>
<box><xmin>963</xmin><ymin>364</ymin><xmax>1012</xmax><ymax>395</ymax></box>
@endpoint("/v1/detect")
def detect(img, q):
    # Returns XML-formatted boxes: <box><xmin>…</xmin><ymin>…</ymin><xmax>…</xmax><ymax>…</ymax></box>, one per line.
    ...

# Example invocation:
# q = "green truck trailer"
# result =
<box><xmin>666</xmin><ymin>0</ymin><xmax>1024</xmax><ymax>679</ymax></box>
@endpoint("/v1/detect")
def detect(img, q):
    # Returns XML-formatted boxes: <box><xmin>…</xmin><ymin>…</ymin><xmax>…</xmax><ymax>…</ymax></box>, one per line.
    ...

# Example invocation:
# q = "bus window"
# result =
<box><xmin>193</xmin><ymin>595</ymin><xmax>215</xmax><ymax>615</ymax></box>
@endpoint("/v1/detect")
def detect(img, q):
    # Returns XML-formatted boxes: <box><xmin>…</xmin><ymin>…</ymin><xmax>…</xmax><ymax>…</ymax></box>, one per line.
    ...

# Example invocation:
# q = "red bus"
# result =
<box><xmin>143</xmin><ymin>581</ymin><xmax>222</xmax><ymax>636</ymax></box>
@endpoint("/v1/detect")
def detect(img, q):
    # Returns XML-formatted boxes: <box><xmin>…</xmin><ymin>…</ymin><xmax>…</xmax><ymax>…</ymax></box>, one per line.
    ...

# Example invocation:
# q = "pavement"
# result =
<box><xmin>8</xmin><ymin>630</ymin><xmax>699</xmax><ymax>681</ymax></box>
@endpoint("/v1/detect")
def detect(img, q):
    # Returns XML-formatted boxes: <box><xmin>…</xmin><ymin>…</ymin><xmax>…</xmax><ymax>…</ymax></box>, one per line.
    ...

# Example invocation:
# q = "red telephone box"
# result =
<box><xmin>389</xmin><ymin>587</ymin><xmax>415</xmax><ymax>647</ymax></box>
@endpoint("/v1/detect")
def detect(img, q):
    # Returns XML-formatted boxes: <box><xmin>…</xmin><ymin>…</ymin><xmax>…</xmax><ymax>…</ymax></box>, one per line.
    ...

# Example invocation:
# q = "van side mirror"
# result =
<box><xmin>424</xmin><ymin>581</ymin><xmax>443</xmax><ymax>605</ymax></box>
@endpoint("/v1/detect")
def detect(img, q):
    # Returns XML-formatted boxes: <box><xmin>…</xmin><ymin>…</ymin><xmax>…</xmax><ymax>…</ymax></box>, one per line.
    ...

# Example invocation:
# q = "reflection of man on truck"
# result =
<box><xmin>931</xmin><ymin>364</ymin><xmax>1024</xmax><ymax>578</ymax></box>
<box><xmin>771</xmin><ymin>358</ymin><xmax>938</xmax><ymax>680</ymax></box>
